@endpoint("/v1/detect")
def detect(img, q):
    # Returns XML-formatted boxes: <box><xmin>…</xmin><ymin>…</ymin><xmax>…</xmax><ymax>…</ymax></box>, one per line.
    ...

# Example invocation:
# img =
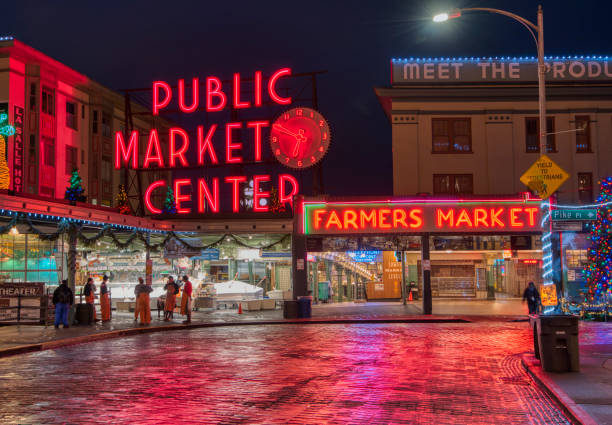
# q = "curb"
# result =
<box><xmin>521</xmin><ymin>354</ymin><xmax>599</xmax><ymax>425</ymax></box>
<box><xmin>0</xmin><ymin>317</ymin><xmax>470</xmax><ymax>359</ymax></box>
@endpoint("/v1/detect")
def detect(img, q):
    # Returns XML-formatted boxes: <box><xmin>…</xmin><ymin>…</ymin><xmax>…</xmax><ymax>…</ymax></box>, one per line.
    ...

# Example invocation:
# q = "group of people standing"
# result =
<box><xmin>52</xmin><ymin>274</ymin><xmax>194</xmax><ymax>328</ymax></box>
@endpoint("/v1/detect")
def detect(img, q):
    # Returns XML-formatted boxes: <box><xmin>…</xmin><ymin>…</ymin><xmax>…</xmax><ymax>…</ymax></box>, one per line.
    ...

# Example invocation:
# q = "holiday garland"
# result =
<box><xmin>0</xmin><ymin>213</ymin><xmax>290</xmax><ymax>252</ymax></box>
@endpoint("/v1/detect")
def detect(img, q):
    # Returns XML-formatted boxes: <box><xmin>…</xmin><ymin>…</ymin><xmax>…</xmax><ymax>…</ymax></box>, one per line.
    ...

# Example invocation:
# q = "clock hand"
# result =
<box><xmin>292</xmin><ymin>129</ymin><xmax>306</xmax><ymax>157</ymax></box>
<box><xmin>273</xmin><ymin>124</ymin><xmax>302</xmax><ymax>140</ymax></box>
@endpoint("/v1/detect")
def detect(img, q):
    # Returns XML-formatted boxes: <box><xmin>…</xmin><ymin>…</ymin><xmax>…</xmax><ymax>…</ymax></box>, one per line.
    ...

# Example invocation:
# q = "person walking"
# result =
<box><xmin>180</xmin><ymin>275</ymin><xmax>193</xmax><ymax>324</ymax></box>
<box><xmin>523</xmin><ymin>281</ymin><xmax>541</xmax><ymax>315</ymax></box>
<box><xmin>134</xmin><ymin>277</ymin><xmax>153</xmax><ymax>325</ymax></box>
<box><xmin>100</xmin><ymin>275</ymin><xmax>111</xmax><ymax>322</ymax></box>
<box><xmin>83</xmin><ymin>277</ymin><xmax>98</xmax><ymax>321</ymax></box>
<box><xmin>163</xmin><ymin>276</ymin><xmax>178</xmax><ymax>321</ymax></box>
<box><xmin>53</xmin><ymin>279</ymin><xmax>74</xmax><ymax>328</ymax></box>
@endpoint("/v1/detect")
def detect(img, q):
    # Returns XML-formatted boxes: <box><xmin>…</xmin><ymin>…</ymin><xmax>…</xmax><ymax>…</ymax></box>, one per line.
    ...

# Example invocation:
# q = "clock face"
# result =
<box><xmin>270</xmin><ymin>107</ymin><xmax>330</xmax><ymax>169</ymax></box>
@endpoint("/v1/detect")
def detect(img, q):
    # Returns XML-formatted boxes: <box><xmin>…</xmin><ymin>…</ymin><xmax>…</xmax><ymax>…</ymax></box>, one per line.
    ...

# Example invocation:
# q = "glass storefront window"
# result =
<box><xmin>0</xmin><ymin>233</ymin><xmax>63</xmax><ymax>285</ymax></box>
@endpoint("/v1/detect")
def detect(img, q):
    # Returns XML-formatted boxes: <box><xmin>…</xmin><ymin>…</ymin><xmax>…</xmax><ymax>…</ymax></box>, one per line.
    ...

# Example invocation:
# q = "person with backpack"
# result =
<box><xmin>53</xmin><ymin>279</ymin><xmax>74</xmax><ymax>328</ymax></box>
<box><xmin>522</xmin><ymin>281</ymin><xmax>541</xmax><ymax>315</ymax></box>
<box><xmin>163</xmin><ymin>276</ymin><xmax>179</xmax><ymax>321</ymax></box>
<box><xmin>100</xmin><ymin>275</ymin><xmax>111</xmax><ymax>322</ymax></box>
<box><xmin>134</xmin><ymin>277</ymin><xmax>153</xmax><ymax>325</ymax></box>
<box><xmin>83</xmin><ymin>277</ymin><xmax>98</xmax><ymax>321</ymax></box>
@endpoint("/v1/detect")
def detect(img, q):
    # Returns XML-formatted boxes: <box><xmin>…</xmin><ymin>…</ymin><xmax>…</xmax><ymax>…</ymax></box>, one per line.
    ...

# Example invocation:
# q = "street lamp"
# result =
<box><xmin>434</xmin><ymin>6</ymin><xmax>561</xmax><ymax>304</ymax></box>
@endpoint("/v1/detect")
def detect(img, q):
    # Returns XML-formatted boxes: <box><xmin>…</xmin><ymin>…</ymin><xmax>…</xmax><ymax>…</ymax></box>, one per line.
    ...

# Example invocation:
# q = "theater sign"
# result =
<box><xmin>115</xmin><ymin>68</ymin><xmax>331</xmax><ymax>215</ymax></box>
<box><xmin>300</xmin><ymin>198</ymin><xmax>542</xmax><ymax>235</ymax></box>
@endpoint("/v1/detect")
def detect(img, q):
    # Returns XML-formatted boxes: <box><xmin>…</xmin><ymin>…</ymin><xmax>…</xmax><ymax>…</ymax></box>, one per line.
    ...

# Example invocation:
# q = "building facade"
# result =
<box><xmin>376</xmin><ymin>57</ymin><xmax>612</xmax><ymax>203</ymax></box>
<box><xmin>0</xmin><ymin>37</ymin><xmax>170</xmax><ymax>208</ymax></box>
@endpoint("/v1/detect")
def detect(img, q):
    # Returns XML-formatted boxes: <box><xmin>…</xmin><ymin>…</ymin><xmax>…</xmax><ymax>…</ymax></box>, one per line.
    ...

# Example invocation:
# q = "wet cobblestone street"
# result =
<box><xmin>0</xmin><ymin>322</ymin><xmax>573</xmax><ymax>424</ymax></box>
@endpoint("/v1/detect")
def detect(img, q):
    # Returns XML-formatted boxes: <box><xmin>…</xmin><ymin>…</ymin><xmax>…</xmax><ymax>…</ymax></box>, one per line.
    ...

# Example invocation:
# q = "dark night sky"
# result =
<box><xmin>6</xmin><ymin>1</ymin><xmax>612</xmax><ymax>196</ymax></box>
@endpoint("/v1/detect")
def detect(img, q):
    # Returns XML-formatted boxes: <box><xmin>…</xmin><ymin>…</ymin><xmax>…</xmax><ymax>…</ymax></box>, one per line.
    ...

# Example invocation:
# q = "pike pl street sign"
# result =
<box><xmin>551</xmin><ymin>209</ymin><xmax>597</xmax><ymax>221</ymax></box>
<box><xmin>520</xmin><ymin>155</ymin><xmax>569</xmax><ymax>199</ymax></box>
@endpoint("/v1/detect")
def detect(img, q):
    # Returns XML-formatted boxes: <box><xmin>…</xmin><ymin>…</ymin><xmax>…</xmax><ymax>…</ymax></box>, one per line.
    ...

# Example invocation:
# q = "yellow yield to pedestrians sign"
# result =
<box><xmin>520</xmin><ymin>155</ymin><xmax>569</xmax><ymax>199</ymax></box>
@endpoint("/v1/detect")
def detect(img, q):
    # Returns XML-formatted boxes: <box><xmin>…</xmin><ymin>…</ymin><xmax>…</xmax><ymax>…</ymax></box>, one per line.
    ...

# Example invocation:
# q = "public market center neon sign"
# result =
<box><xmin>301</xmin><ymin>198</ymin><xmax>542</xmax><ymax>234</ymax></box>
<box><xmin>114</xmin><ymin>68</ymin><xmax>309</xmax><ymax>215</ymax></box>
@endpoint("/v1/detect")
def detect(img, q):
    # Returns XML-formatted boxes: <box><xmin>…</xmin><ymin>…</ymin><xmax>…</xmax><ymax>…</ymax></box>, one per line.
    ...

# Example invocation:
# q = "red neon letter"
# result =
<box><xmin>379</xmin><ymin>209</ymin><xmax>392</xmax><ymax>229</ymax></box>
<box><xmin>197</xmin><ymin>125</ymin><xmax>219</xmax><ymax>165</ymax></box>
<box><xmin>409</xmin><ymin>209</ymin><xmax>423</xmax><ymax>228</ymax></box>
<box><xmin>279</xmin><ymin>174</ymin><xmax>299</xmax><ymax>208</ymax></box>
<box><xmin>152</xmin><ymin>81</ymin><xmax>171</xmax><ymax>115</ymax></box>
<box><xmin>253</xmin><ymin>175</ymin><xmax>270</xmax><ymax>212</ymax></box>
<box><xmin>114</xmin><ymin>130</ymin><xmax>138</xmax><ymax>169</ymax></box>
<box><xmin>233</xmin><ymin>73</ymin><xmax>250</xmax><ymax>109</ymax></box>
<box><xmin>247</xmin><ymin>120</ymin><xmax>269</xmax><ymax>161</ymax></box>
<box><xmin>226</xmin><ymin>122</ymin><xmax>243</xmax><ymax>163</ymax></box>
<box><xmin>474</xmin><ymin>208</ymin><xmax>489</xmax><ymax>227</ymax></box>
<box><xmin>510</xmin><ymin>208</ymin><xmax>524</xmax><ymax>228</ymax></box>
<box><xmin>313</xmin><ymin>209</ymin><xmax>326</xmax><ymax>230</ymax></box>
<box><xmin>360</xmin><ymin>210</ymin><xmax>377</xmax><ymax>228</ymax></box>
<box><xmin>392</xmin><ymin>209</ymin><xmax>408</xmax><ymax>228</ymax></box>
<box><xmin>169</xmin><ymin>128</ymin><xmax>189</xmax><ymax>167</ymax></box>
<box><xmin>178</xmin><ymin>78</ymin><xmax>199</xmax><ymax>113</ymax></box>
<box><xmin>144</xmin><ymin>129</ymin><xmax>164</xmax><ymax>168</ymax></box>
<box><xmin>490</xmin><ymin>208</ymin><xmax>505</xmax><ymax>227</ymax></box>
<box><xmin>225</xmin><ymin>176</ymin><xmax>247</xmax><ymax>213</ymax></box>
<box><xmin>198</xmin><ymin>178</ymin><xmax>219</xmax><ymax>213</ymax></box>
<box><xmin>174</xmin><ymin>179</ymin><xmax>191</xmax><ymax>214</ymax></box>
<box><xmin>343</xmin><ymin>210</ymin><xmax>358</xmax><ymax>229</ymax></box>
<box><xmin>268</xmin><ymin>68</ymin><xmax>292</xmax><ymax>105</ymax></box>
<box><xmin>325</xmin><ymin>211</ymin><xmax>343</xmax><ymax>230</ymax></box>
<box><xmin>206</xmin><ymin>77</ymin><xmax>226</xmax><ymax>112</ymax></box>
<box><xmin>455</xmin><ymin>209</ymin><xmax>473</xmax><ymax>227</ymax></box>
<box><xmin>254</xmin><ymin>71</ymin><xmax>262</xmax><ymax>107</ymax></box>
<box><xmin>525</xmin><ymin>207</ymin><xmax>538</xmax><ymax>226</ymax></box>
<box><xmin>437</xmin><ymin>209</ymin><xmax>454</xmax><ymax>227</ymax></box>
<box><xmin>144</xmin><ymin>180</ymin><xmax>165</xmax><ymax>214</ymax></box>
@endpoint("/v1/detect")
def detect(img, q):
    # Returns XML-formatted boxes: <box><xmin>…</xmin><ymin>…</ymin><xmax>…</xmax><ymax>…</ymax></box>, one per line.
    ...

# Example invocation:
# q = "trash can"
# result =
<box><xmin>536</xmin><ymin>314</ymin><xmax>580</xmax><ymax>372</ymax></box>
<box><xmin>283</xmin><ymin>300</ymin><xmax>299</xmax><ymax>319</ymax></box>
<box><xmin>297</xmin><ymin>296</ymin><xmax>312</xmax><ymax>318</ymax></box>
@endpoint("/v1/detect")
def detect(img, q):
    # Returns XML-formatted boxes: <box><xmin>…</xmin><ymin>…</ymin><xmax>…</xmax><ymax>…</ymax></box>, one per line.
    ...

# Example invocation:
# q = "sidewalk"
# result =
<box><xmin>522</xmin><ymin>321</ymin><xmax>612</xmax><ymax>425</ymax></box>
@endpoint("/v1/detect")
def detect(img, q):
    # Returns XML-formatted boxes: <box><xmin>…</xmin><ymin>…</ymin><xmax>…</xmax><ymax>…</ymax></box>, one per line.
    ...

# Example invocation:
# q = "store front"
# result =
<box><xmin>292</xmin><ymin>195</ymin><xmax>543</xmax><ymax>313</ymax></box>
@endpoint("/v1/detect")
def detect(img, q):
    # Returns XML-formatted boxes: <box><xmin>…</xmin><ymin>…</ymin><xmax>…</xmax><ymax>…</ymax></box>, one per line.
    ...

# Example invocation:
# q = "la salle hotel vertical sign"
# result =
<box><xmin>115</xmin><ymin>68</ymin><xmax>330</xmax><ymax>215</ymax></box>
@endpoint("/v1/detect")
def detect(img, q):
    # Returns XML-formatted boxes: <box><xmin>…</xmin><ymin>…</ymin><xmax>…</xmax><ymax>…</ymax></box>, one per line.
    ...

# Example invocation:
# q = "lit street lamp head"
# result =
<box><xmin>433</xmin><ymin>9</ymin><xmax>461</xmax><ymax>22</ymax></box>
<box><xmin>433</xmin><ymin>13</ymin><xmax>449</xmax><ymax>22</ymax></box>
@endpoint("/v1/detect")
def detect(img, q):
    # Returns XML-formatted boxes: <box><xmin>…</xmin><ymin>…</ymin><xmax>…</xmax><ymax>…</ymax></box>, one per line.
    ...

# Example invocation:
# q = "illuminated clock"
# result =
<box><xmin>270</xmin><ymin>107</ymin><xmax>330</xmax><ymax>169</ymax></box>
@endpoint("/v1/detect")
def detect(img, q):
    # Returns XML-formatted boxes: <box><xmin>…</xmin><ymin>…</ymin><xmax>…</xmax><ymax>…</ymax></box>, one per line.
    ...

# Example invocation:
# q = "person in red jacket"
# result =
<box><xmin>180</xmin><ymin>275</ymin><xmax>193</xmax><ymax>324</ymax></box>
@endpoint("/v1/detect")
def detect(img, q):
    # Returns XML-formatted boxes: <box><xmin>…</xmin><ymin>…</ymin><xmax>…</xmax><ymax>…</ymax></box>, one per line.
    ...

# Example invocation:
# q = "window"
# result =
<box><xmin>101</xmin><ymin>158</ymin><xmax>112</xmax><ymax>182</ymax></box>
<box><xmin>66</xmin><ymin>101</ymin><xmax>77</xmax><ymax>130</ymax></box>
<box><xmin>92</xmin><ymin>110</ymin><xmax>99</xmax><ymax>134</ymax></box>
<box><xmin>29</xmin><ymin>83</ymin><xmax>37</xmax><ymax>111</ymax></box>
<box><xmin>433</xmin><ymin>174</ymin><xmax>473</xmax><ymax>195</ymax></box>
<box><xmin>525</xmin><ymin>117</ymin><xmax>555</xmax><ymax>153</ymax></box>
<box><xmin>101</xmin><ymin>112</ymin><xmax>111</xmax><ymax>137</ymax></box>
<box><xmin>575</xmin><ymin>116</ymin><xmax>591</xmax><ymax>153</ymax></box>
<box><xmin>65</xmin><ymin>146</ymin><xmax>78</xmax><ymax>174</ymax></box>
<box><xmin>578</xmin><ymin>173</ymin><xmax>593</xmax><ymax>204</ymax></box>
<box><xmin>41</xmin><ymin>87</ymin><xmax>54</xmax><ymax>116</ymax></box>
<box><xmin>81</xmin><ymin>149</ymin><xmax>85</xmax><ymax>165</ymax></box>
<box><xmin>432</xmin><ymin>118</ymin><xmax>471</xmax><ymax>153</ymax></box>
<box><xmin>42</xmin><ymin>138</ymin><xmax>55</xmax><ymax>166</ymax></box>
<box><xmin>81</xmin><ymin>104</ymin><xmax>85</xmax><ymax>119</ymax></box>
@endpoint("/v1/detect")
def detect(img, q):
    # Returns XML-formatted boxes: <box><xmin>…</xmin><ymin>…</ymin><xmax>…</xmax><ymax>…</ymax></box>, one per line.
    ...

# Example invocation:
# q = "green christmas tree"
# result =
<box><xmin>270</xmin><ymin>187</ymin><xmax>286</xmax><ymax>213</ymax></box>
<box><xmin>116</xmin><ymin>184</ymin><xmax>131</xmax><ymax>215</ymax></box>
<box><xmin>584</xmin><ymin>177</ymin><xmax>612</xmax><ymax>301</ymax></box>
<box><xmin>162</xmin><ymin>185</ymin><xmax>177</xmax><ymax>214</ymax></box>
<box><xmin>64</xmin><ymin>169</ymin><xmax>86</xmax><ymax>203</ymax></box>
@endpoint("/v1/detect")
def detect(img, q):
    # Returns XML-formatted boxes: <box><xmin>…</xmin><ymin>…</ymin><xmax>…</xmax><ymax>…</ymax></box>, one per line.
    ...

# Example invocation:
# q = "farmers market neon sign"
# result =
<box><xmin>115</xmin><ymin>68</ymin><xmax>302</xmax><ymax>214</ymax></box>
<box><xmin>301</xmin><ymin>198</ymin><xmax>542</xmax><ymax>234</ymax></box>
